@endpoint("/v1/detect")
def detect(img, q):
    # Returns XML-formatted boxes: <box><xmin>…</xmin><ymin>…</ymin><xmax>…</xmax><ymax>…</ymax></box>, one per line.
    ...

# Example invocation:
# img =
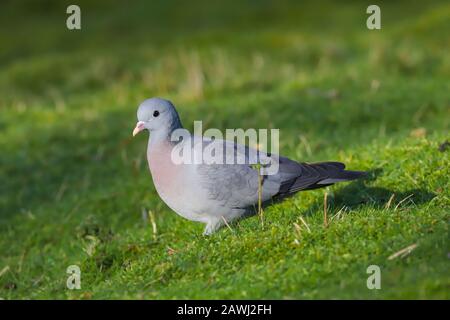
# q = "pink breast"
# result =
<box><xmin>147</xmin><ymin>142</ymin><xmax>182</xmax><ymax>199</ymax></box>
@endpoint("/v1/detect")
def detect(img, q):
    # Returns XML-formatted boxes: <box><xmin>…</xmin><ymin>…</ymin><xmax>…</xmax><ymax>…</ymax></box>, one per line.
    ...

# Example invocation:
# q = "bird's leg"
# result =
<box><xmin>203</xmin><ymin>218</ymin><xmax>223</xmax><ymax>236</ymax></box>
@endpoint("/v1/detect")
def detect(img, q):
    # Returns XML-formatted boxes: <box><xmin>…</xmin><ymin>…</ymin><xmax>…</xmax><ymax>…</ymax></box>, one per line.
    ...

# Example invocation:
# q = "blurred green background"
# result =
<box><xmin>0</xmin><ymin>0</ymin><xmax>449</xmax><ymax>299</ymax></box>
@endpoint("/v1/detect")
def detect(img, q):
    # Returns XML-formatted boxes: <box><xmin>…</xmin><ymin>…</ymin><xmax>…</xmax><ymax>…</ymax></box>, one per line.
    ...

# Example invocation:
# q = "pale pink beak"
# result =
<box><xmin>132</xmin><ymin>121</ymin><xmax>145</xmax><ymax>137</ymax></box>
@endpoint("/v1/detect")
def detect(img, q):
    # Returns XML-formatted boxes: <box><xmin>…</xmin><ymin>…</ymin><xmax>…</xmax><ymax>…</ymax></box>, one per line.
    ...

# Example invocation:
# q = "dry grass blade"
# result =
<box><xmin>293</xmin><ymin>222</ymin><xmax>302</xmax><ymax>238</ymax></box>
<box><xmin>299</xmin><ymin>216</ymin><xmax>311</xmax><ymax>233</ymax></box>
<box><xmin>221</xmin><ymin>216</ymin><xmax>234</xmax><ymax>233</ymax></box>
<box><xmin>0</xmin><ymin>266</ymin><xmax>10</xmax><ymax>278</ymax></box>
<box><xmin>148</xmin><ymin>210</ymin><xmax>158</xmax><ymax>241</ymax></box>
<box><xmin>331</xmin><ymin>206</ymin><xmax>346</xmax><ymax>221</ymax></box>
<box><xmin>394</xmin><ymin>194</ymin><xmax>414</xmax><ymax>211</ymax></box>
<box><xmin>385</xmin><ymin>193</ymin><xmax>395</xmax><ymax>209</ymax></box>
<box><xmin>388</xmin><ymin>243</ymin><xmax>418</xmax><ymax>260</ymax></box>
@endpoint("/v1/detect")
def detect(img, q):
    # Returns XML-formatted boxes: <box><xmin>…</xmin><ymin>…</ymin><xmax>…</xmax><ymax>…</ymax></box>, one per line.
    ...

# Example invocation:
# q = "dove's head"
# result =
<box><xmin>133</xmin><ymin>98</ymin><xmax>182</xmax><ymax>137</ymax></box>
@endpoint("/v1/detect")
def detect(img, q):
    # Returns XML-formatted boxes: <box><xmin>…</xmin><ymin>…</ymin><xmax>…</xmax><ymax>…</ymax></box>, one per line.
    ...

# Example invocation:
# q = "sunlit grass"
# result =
<box><xmin>0</xmin><ymin>0</ymin><xmax>448</xmax><ymax>299</ymax></box>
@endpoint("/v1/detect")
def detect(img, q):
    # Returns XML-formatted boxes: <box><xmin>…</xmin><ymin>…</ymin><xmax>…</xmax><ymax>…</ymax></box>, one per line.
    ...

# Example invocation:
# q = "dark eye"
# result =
<box><xmin>153</xmin><ymin>110</ymin><xmax>160</xmax><ymax>117</ymax></box>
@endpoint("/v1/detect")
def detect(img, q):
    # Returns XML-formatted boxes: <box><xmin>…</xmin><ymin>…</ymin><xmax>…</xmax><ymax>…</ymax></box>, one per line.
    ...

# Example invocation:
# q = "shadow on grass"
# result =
<box><xmin>232</xmin><ymin>168</ymin><xmax>436</xmax><ymax>225</ymax></box>
<box><xmin>301</xmin><ymin>168</ymin><xmax>437</xmax><ymax>217</ymax></box>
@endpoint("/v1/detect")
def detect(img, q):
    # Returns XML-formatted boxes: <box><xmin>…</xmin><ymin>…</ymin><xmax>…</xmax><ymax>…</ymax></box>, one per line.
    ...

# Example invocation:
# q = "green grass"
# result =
<box><xmin>0</xmin><ymin>0</ymin><xmax>449</xmax><ymax>299</ymax></box>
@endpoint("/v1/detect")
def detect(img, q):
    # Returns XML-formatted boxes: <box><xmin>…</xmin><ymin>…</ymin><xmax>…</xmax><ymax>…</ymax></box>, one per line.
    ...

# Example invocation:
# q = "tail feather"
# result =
<box><xmin>276</xmin><ymin>161</ymin><xmax>366</xmax><ymax>197</ymax></box>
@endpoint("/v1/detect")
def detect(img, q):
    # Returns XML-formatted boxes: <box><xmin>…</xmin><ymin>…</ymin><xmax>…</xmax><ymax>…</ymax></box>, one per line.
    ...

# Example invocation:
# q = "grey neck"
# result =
<box><xmin>148</xmin><ymin>117</ymin><xmax>184</xmax><ymax>148</ymax></box>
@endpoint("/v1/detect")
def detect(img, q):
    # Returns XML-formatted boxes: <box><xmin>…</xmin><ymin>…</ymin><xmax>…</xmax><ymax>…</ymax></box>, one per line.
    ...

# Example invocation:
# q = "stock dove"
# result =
<box><xmin>133</xmin><ymin>98</ymin><xmax>365</xmax><ymax>235</ymax></box>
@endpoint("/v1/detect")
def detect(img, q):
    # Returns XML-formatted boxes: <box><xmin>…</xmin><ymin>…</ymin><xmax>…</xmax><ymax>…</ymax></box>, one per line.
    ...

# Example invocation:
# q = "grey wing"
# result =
<box><xmin>195</xmin><ymin>137</ymin><xmax>360</xmax><ymax>209</ymax></box>
<box><xmin>196</xmin><ymin>138</ymin><xmax>281</xmax><ymax>209</ymax></box>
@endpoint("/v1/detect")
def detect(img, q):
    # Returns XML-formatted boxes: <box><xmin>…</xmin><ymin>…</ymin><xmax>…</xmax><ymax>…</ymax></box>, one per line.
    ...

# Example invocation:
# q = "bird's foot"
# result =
<box><xmin>203</xmin><ymin>219</ymin><xmax>223</xmax><ymax>236</ymax></box>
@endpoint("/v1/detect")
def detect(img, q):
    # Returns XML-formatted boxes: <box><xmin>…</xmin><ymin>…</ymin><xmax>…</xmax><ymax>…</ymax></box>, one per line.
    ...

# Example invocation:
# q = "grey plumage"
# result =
<box><xmin>196</xmin><ymin>140</ymin><xmax>366</xmax><ymax>209</ymax></box>
<box><xmin>133</xmin><ymin>98</ymin><xmax>366</xmax><ymax>235</ymax></box>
